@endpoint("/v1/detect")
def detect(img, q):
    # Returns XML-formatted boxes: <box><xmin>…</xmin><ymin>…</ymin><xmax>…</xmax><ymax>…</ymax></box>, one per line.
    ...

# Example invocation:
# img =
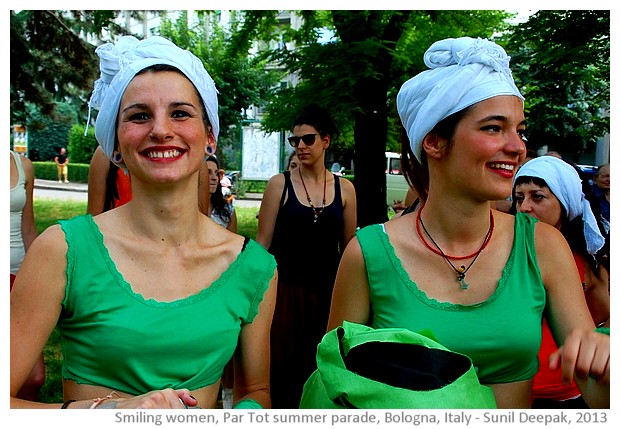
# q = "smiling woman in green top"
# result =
<box><xmin>11</xmin><ymin>36</ymin><xmax>277</xmax><ymax>410</ymax></box>
<box><xmin>327</xmin><ymin>37</ymin><xmax>609</xmax><ymax>409</ymax></box>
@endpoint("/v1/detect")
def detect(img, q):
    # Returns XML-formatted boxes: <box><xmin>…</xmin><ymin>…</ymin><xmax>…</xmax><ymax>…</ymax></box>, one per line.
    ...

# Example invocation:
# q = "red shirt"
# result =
<box><xmin>531</xmin><ymin>253</ymin><xmax>585</xmax><ymax>401</ymax></box>
<box><xmin>113</xmin><ymin>170</ymin><xmax>132</xmax><ymax>208</ymax></box>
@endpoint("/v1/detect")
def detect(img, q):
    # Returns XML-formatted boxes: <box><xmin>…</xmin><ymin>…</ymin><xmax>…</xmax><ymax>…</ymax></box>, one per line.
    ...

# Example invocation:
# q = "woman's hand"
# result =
<box><xmin>97</xmin><ymin>389</ymin><xmax>199</xmax><ymax>409</ymax></box>
<box><xmin>549</xmin><ymin>328</ymin><xmax>610</xmax><ymax>408</ymax></box>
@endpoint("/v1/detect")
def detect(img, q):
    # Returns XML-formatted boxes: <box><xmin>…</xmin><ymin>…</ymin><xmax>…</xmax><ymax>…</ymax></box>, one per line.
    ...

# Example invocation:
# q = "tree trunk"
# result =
<box><xmin>352</xmin><ymin>78</ymin><xmax>390</xmax><ymax>227</ymax></box>
<box><xmin>332</xmin><ymin>11</ymin><xmax>411</xmax><ymax>227</ymax></box>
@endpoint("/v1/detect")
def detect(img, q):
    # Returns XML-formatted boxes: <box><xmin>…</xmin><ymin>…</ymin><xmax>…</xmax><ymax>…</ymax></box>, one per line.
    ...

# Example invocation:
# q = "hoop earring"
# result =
<box><xmin>205</xmin><ymin>145</ymin><xmax>214</xmax><ymax>156</ymax></box>
<box><xmin>113</xmin><ymin>151</ymin><xmax>123</xmax><ymax>163</ymax></box>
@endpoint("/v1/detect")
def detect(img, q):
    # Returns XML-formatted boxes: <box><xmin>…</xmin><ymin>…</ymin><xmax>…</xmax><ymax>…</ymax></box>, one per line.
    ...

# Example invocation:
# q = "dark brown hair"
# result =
<box><xmin>292</xmin><ymin>103</ymin><xmax>339</xmax><ymax>141</ymax></box>
<box><xmin>400</xmin><ymin>106</ymin><xmax>472</xmax><ymax>202</ymax></box>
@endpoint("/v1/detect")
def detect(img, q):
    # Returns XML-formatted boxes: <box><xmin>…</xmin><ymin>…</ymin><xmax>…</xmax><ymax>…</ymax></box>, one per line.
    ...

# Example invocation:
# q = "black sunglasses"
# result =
<box><xmin>288</xmin><ymin>133</ymin><xmax>318</xmax><ymax>147</ymax></box>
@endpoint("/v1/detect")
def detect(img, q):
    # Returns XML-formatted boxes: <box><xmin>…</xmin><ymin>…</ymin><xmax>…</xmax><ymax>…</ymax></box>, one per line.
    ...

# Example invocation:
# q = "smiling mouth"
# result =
<box><xmin>144</xmin><ymin>149</ymin><xmax>182</xmax><ymax>159</ymax></box>
<box><xmin>488</xmin><ymin>163</ymin><xmax>515</xmax><ymax>171</ymax></box>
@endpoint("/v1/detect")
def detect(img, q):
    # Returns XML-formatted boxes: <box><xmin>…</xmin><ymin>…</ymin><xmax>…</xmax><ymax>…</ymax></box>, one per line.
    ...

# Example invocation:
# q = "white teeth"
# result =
<box><xmin>489</xmin><ymin>163</ymin><xmax>514</xmax><ymax>171</ymax></box>
<box><xmin>147</xmin><ymin>149</ymin><xmax>180</xmax><ymax>159</ymax></box>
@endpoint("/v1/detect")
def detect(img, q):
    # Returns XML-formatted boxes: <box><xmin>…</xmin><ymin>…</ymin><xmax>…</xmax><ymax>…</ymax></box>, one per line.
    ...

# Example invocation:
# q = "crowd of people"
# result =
<box><xmin>10</xmin><ymin>35</ymin><xmax>610</xmax><ymax>410</ymax></box>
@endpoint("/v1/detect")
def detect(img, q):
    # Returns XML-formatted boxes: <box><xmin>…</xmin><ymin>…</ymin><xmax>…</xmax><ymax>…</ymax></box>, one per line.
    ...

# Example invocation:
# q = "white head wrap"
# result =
<box><xmin>397</xmin><ymin>37</ymin><xmax>524</xmax><ymax>163</ymax></box>
<box><xmin>514</xmin><ymin>156</ymin><xmax>605</xmax><ymax>256</ymax></box>
<box><xmin>87</xmin><ymin>36</ymin><xmax>219</xmax><ymax>168</ymax></box>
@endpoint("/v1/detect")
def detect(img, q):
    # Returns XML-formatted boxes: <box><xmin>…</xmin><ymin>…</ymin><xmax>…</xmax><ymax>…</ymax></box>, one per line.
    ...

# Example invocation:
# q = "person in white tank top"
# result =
<box><xmin>10</xmin><ymin>150</ymin><xmax>44</xmax><ymax>401</ymax></box>
<box><xmin>10</xmin><ymin>150</ymin><xmax>37</xmax><ymax>275</ymax></box>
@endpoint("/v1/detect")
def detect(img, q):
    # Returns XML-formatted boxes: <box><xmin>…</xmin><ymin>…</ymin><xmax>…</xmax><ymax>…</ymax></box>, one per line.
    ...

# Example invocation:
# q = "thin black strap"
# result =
<box><xmin>333</xmin><ymin>173</ymin><xmax>342</xmax><ymax>205</ymax></box>
<box><xmin>241</xmin><ymin>236</ymin><xmax>250</xmax><ymax>252</ymax></box>
<box><xmin>278</xmin><ymin>170</ymin><xmax>291</xmax><ymax>208</ymax></box>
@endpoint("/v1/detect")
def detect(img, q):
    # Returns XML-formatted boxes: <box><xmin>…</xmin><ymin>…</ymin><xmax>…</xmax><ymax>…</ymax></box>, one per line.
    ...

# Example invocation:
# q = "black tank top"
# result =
<box><xmin>269</xmin><ymin>171</ymin><xmax>344</xmax><ymax>290</ymax></box>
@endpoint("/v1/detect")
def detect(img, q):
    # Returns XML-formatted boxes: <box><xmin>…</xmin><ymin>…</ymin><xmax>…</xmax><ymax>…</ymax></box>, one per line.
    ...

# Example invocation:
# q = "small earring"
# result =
<box><xmin>205</xmin><ymin>145</ymin><xmax>214</xmax><ymax>156</ymax></box>
<box><xmin>113</xmin><ymin>151</ymin><xmax>123</xmax><ymax>163</ymax></box>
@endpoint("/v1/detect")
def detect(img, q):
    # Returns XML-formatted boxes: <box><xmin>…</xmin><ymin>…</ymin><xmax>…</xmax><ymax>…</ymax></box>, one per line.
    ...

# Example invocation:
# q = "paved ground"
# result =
<box><xmin>35</xmin><ymin>179</ymin><xmax>88</xmax><ymax>193</ymax></box>
<box><xmin>34</xmin><ymin>179</ymin><xmax>263</xmax><ymax>208</ymax></box>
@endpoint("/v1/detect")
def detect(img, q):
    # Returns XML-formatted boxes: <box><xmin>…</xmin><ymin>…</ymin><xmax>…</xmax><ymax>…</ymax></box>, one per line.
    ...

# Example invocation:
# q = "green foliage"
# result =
<box><xmin>33</xmin><ymin>162</ymin><xmax>90</xmax><ymax>183</ymax></box>
<box><xmin>258</xmin><ymin>10</ymin><xmax>509</xmax><ymax>140</ymax></box>
<box><xmin>10</xmin><ymin>10</ymin><xmax>135</xmax><ymax>125</ymax></box>
<box><xmin>67</xmin><ymin>124</ymin><xmax>98</xmax><ymax>164</ymax></box>
<box><xmin>26</xmin><ymin>102</ymin><xmax>77</xmax><ymax>162</ymax></box>
<box><xmin>506</xmin><ymin>10</ymin><xmax>610</xmax><ymax>160</ymax></box>
<box><xmin>158</xmin><ymin>11</ymin><xmax>282</xmax><ymax>171</ymax></box>
<box><xmin>237</xmin><ymin>179</ymin><xmax>267</xmax><ymax>195</ymax></box>
<box><xmin>10</xmin><ymin>10</ymin><xmax>103</xmax><ymax>124</ymax></box>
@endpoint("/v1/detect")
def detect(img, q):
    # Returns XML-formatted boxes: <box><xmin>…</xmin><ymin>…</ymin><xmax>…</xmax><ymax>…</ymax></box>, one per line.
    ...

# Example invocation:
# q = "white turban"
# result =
<box><xmin>514</xmin><ymin>156</ymin><xmax>606</xmax><ymax>256</ymax></box>
<box><xmin>397</xmin><ymin>37</ymin><xmax>524</xmax><ymax>163</ymax></box>
<box><xmin>87</xmin><ymin>36</ymin><xmax>219</xmax><ymax>168</ymax></box>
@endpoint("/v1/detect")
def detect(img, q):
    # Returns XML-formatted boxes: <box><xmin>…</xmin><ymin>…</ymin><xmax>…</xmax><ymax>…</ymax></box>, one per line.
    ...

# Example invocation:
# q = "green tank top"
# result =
<box><xmin>57</xmin><ymin>215</ymin><xmax>276</xmax><ymax>395</ymax></box>
<box><xmin>356</xmin><ymin>213</ymin><xmax>545</xmax><ymax>384</ymax></box>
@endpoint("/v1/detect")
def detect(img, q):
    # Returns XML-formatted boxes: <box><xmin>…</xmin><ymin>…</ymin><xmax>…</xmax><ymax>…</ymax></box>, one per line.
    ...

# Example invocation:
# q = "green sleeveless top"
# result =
<box><xmin>356</xmin><ymin>213</ymin><xmax>545</xmax><ymax>384</ymax></box>
<box><xmin>57</xmin><ymin>215</ymin><xmax>276</xmax><ymax>395</ymax></box>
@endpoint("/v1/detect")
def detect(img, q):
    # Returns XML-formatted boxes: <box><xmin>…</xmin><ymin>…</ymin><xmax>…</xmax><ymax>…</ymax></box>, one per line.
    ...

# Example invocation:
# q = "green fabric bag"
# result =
<box><xmin>299</xmin><ymin>321</ymin><xmax>497</xmax><ymax>409</ymax></box>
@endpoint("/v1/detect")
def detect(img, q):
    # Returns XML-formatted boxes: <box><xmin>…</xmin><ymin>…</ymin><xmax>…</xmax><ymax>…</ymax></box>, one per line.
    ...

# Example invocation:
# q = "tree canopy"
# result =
<box><xmin>9</xmin><ymin>10</ymin><xmax>131</xmax><ymax>124</ymax></box>
<box><xmin>157</xmin><ymin>11</ymin><xmax>283</xmax><ymax>169</ymax></box>
<box><xmin>506</xmin><ymin>10</ymin><xmax>610</xmax><ymax>161</ymax></box>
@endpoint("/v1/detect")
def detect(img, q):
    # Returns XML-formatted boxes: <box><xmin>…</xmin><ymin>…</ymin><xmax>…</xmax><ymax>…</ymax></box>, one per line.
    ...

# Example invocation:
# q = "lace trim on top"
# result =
<box><xmin>247</xmin><ymin>243</ymin><xmax>276</xmax><ymax>323</ymax></box>
<box><xmin>375</xmin><ymin>223</ymin><xmax>515</xmax><ymax>310</ymax></box>
<box><xmin>84</xmin><ymin>215</ymin><xmax>263</xmax><ymax>310</ymax></box>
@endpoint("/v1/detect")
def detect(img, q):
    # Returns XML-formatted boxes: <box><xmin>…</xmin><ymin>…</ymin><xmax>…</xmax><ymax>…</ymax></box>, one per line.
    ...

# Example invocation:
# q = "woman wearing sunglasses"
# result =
<box><xmin>257</xmin><ymin>103</ymin><xmax>357</xmax><ymax>408</ymax></box>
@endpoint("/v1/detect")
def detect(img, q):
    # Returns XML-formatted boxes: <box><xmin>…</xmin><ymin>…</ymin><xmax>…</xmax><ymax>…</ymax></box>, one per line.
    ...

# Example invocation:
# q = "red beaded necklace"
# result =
<box><xmin>415</xmin><ymin>207</ymin><xmax>494</xmax><ymax>289</ymax></box>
